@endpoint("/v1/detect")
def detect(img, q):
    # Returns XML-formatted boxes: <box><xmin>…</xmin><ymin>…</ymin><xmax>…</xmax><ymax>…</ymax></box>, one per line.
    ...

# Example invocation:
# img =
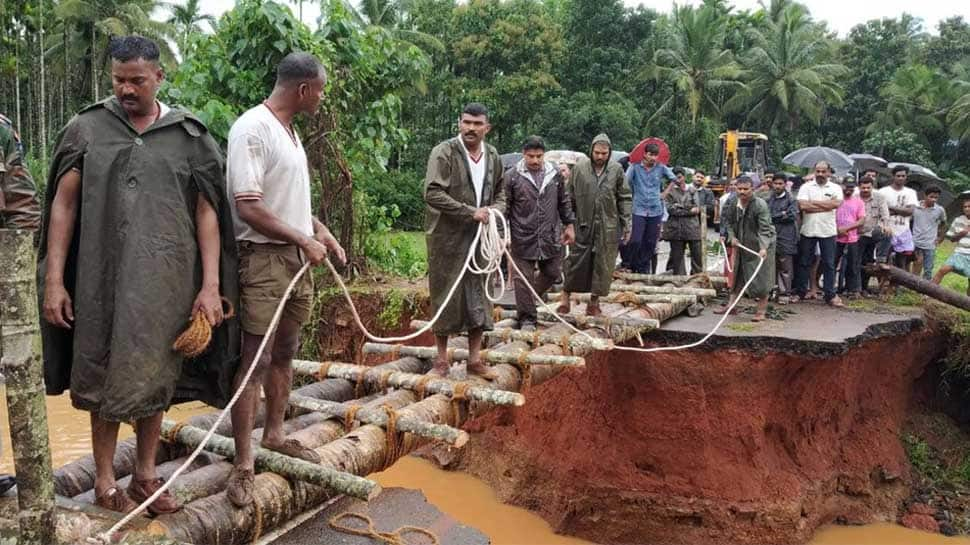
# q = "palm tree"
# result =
<box><xmin>340</xmin><ymin>0</ymin><xmax>444</xmax><ymax>53</ymax></box>
<box><xmin>645</xmin><ymin>3</ymin><xmax>743</xmax><ymax>125</ymax></box>
<box><xmin>52</xmin><ymin>0</ymin><xmax>176</xmax><ymax>101</ymax></box>
<box><xmin>871</xmin><ymin>64</ymin><xmax>950</xmax><ymax>138</ymax></box>
<box><xmin>164</xmin><ymin>0</ymin><xmax>216</xmax><ymax>56</ymax></box>
<box><xmin>725</xmin><ymin>3</ymin><xmax>847</xmax><ymax>131</ymax></box>
<box><xmin>946</xmin><ymin>62</ymin><xmax>970</xmax><ymax>143</ymax></box>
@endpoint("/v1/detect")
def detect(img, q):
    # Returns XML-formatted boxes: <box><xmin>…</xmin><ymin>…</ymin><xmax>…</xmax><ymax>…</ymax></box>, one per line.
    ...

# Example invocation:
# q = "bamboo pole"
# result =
<box><xmin>410</xmin><ymin>320</ymin><xmax>613</xmax><ymax>353</ymax></box>
<box><xmin>158</xmin><ymin>420</ymin><xmax>381</xmax><ymax>501</ymax></box>
<box><xmin>362</xmin><ymin>342</ymin><xmax>585</xmax><ymax>367</ymax></box>
<box><xmin>290</xmin><ymin>359</ymin><xmax>525</xmax><ymax>407</ymax></box>
<box><xmin>547</xmin><ymin>292</ymin><xmax>697</xmax><ymax>306</ymax></box>
<box><xmin>0</xmin><ymin>229</ymin><xmax>55</xmax><ymax>545</ymax></box>
<box><xmin>613</xmin><ymin>271</ymin><xmax>729</xmax><ymax>288</ymax></box>
<box><xmin>289</xmin><ymin>393</ymin><xmax>469</xmax><ymax>447</ymax></box>
<box><xmin>494</xmin><ymin>309</ymin><xmax>659</xmax><ymax>332</ymax></box>
<box><xmin>599</xmin><ymin>284</ymin><xmax>716</xmax><ymax>298</ymax></box>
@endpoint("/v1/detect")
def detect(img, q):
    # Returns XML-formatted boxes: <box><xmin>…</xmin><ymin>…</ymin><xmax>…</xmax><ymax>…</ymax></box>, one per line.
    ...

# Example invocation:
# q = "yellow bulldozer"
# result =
<box><xmin>708</xmin><ymin>130</ymin><xmax>771</xmax><ymax>196</ymax></box>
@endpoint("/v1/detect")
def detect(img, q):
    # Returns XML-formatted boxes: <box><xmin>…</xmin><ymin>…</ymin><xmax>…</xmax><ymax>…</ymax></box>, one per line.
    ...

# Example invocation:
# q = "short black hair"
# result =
<box><xmin>772</xmin><ymin>173</ymin><xmax>787</xmax><ymax>182</ymax></box>
<box><xmin>925</xmin><ymin>185</ymin><xmax>941</xmax><ymax>196</ymax></box>
<box><xmin>694</xmin><ymin>168</ymin><xmax>705</xmax><ymax>176</ymax></box>
<box><xmin>863</xmin><ymin>168</ymin><xmax>879</xmax><ymax>176</ymax></box>
<box><xmin>892</xmin><ymin>164</ymin><xmax>910</xmax><ymax>175</ymax></box>
<box><xmin>645</xmin><ymin>143</ymin><xmax>660</xmax><ymax>154</ymax></box>
<box><xmin>277</xmin><ymin>52</ymin><xmax>326</xmax><ymax>85</ymax></box>
<box><xmin>462</xmin><ymin>102</ymin><xmax>489</xmax><ymax>119</ymax></box>
<box><xmin>859</xmin><ymin>176</ymin><xmax>875</xmax><ymax>186</ymax></box>
<box><xmin>522</xmin><ymin>135</ymin><xmax>545</xmax><ymax>152</ymax></box>
<box><xmin>109</xmin><ymin>35</ymin><xmax>160</xmax><ymax>63</ymax></box>
<box><xmin>736</xmin><ymin>175</ymin><xmax>753</xmax><ymax>186</ymax></box>
<box><xmin>672</xmin><ymin>167</ymin><xmax>685</xmax><ymax>176</ymax></box>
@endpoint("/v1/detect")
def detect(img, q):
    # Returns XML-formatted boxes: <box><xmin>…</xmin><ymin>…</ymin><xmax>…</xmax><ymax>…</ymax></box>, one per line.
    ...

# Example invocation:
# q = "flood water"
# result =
<box><xmin>2</xmin><ymin>389</ymin><xmax>969</xmax><ymax>545</ymax></box>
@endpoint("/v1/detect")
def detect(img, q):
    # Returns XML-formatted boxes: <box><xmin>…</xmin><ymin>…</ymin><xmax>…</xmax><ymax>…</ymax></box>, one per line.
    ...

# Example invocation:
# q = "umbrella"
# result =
<box><xmin>782</xmin><ymin>146</ymin><xmax>853</xmax><ymax>171</ymax></box>
<box><xmin>849</xmin><ymin>153</ymin><xmax>888</xmax><ymax>173</ymax></box>
<box><xmin>887</xmin><ymin>162</ymin><xmax>943</xmax><ymax>184</ymax></box>
<box><xmin>629</xmin><ymin>137</ymin><xmax>670</xmax><ymax>165</ymax></box>
<box><xmin>545</xmin><ymin>150</ymin><xmax>587</xmax><ymax>165</ymax></box>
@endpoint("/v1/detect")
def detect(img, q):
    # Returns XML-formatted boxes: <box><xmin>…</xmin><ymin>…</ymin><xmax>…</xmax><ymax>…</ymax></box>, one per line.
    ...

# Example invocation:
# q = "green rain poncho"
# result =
<box><xmin>725</xmin><ymin>196</ymin><xmax>776</xmax><ymax>299</ymax></box>
<box><xmin>423</xmin><ymin>137</ymin><xmax>507</xmax><ymax>336</ymax></box>
<box><xmin>562</xmin><ymin>134</ymin><xmax>632</xmax><ymax>296</ymax></box>
<box><xmin>37</xmin><ymin>98</ymin><xmax>240</xmax><ymax>422</ymax></box>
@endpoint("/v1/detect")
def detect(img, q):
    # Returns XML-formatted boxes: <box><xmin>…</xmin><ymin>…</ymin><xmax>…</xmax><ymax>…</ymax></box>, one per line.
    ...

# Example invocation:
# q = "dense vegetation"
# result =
<box><xmin>4</xmin><ymin>0</ymin><xmax>970</xmax><ymax>273</ymax></box>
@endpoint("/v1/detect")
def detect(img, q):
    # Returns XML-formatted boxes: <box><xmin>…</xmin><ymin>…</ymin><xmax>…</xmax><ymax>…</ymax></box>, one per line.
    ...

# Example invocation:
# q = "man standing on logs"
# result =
<box><xmin>424</xmin><ymin>103</ymin><xmax>506</xmax><ymax>379</ymax></box>
<box><xmin>0</xmin><ymin>113</ymin><xmax>41</xmax><ymax>229</ymax></box>
<box><xmin>226</xmin><ymin>52</ymin><xmax>347</xmax><ymax>508</ymax></box>
<box><xmin>717</xmin><ymin>176</ymin><xmax>775</xmax><ymax>321</ymax></box>
<box><xmin>559</xmin><ymin>133</ymin><xmax>632</xmax><ymax>317</ymax></box>
<box><xmin>504</xmin><ymin>136</ymin><xmax>575</xmax><ymax>332</ymax></box>
<box><xmin>38</xmin><ymin>36</ymin><xmax>239</xmax><ymax>515</ymax></box>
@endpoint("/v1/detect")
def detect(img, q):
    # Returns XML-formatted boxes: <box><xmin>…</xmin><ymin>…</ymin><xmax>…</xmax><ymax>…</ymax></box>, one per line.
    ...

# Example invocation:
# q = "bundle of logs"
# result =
<box><xmin>49</xmin><ymin>274</ymin><xmax>721</xmax><ymax>544</ymax></box>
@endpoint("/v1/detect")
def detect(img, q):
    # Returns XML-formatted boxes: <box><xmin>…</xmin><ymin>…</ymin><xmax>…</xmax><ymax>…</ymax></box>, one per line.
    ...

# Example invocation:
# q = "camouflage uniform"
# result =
<box><xmin>0</xmin><ymin>114</ymin><xmax>41</xmax><ymax>230</ymax></box>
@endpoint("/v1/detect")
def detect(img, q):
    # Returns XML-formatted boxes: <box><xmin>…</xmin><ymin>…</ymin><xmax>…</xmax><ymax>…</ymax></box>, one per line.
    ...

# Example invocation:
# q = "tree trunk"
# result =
<box><xmin>0</xmin><ymin>230</ymin><xmax>56</xmax><ymax>545</ymax></box>
<box><xmin>38</xmin><ymin>2</ymin><xmax>46</xmax><ymax>165</ymax></box>
<box><xmin>411</xmin><ymin>320</ymin><xmax>613</xmax><ymax>354</ymax></box>
<box><xmin>362</xmin><ymin>342</ymin><xmax>586</xmax><ymax>367</ymax></box>
<box><xmin>550</xmin><ymin>292</ymin><xmax>698</xmax><ymax>306</ymax></box>
<box><xmin>612</xmin><ymin>271</ymin><xmax>729</xmax><ymax>289</ymax></box>
<box><xmin>493</xmin><ymin>309</ymin><xmax>660</xmax><ymax>341</ymax></box>
<box><xmin>865</xmin><ymin>263</ymin><xmax>970</xmax><ymax>312</ymax></box>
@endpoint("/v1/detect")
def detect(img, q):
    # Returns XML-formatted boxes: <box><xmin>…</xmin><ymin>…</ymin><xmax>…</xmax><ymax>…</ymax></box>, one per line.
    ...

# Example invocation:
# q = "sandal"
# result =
<box><xmin>226</xmin><ymin>466</ymin><xmax>255</xmax><ymax>508</ymax></box>
<box><xmin>260</xmin><ymin>438</ymin><xmax>321</xmax><ymax>464</ymax></box>
<box><xmin>827</xmin><ymin>296</ymin><xmax>845</xmax><ymax>308</ymax></box>
<box><xmin>95</xmin><ymin>486</ymin><xmax>138</xmax><ymax>514</ymax></box>
<box><xmin>712</xmin><ymin>305</ymin><xmax>738</xmax><ymax>315</ymax></box>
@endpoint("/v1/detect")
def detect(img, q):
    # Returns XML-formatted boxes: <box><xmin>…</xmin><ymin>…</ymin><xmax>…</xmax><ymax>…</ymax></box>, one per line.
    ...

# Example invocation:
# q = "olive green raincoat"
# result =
<box><xmin>725</xmin><ymin>196</ymin><xmax>776</xmax><ymax>299</ymax></box>
<box><xmin>562</xmin><ymin>134</ymin><xmax>632</xmax><ymax>296</ymax></box>
<box><xmin>0</xmin><ymin>114</ymin><xmax>41</xmax><ymax>230</ymax></box>
<box><xmin>37</xmin><ymin>98</ymin><xmax>240</xmax><ymax>422</ymax></box>
<box><xmin>423</xmin><ymin>137</ymin><xmax>506</xmax><ymax>336</ymax></box>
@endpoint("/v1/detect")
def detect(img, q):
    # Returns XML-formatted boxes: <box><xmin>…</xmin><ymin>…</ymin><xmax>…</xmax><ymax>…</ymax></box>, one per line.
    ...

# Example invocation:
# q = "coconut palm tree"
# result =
<box><xmin>645</xmin><ymin>3</ymin><xmax>743</xmax><ymax>125</ymax></box>
<box><xmin>164</xmin><ymin>0</ymin><xmax>216</xmax><ymax>56</ymax></box>
<box><xmin>725</xmin><ymin>3</ymin><xmax>847</xmax><ymax>131</ymax></box>
<box><xmin>340</xmin><ymin>0</ymin><xmax>444</xmax><ymax>53</ymax></box>
<box><xmin>946</xmin><ymin>62</ymin><xmax>970</xmax><ymax>143</ymax></box>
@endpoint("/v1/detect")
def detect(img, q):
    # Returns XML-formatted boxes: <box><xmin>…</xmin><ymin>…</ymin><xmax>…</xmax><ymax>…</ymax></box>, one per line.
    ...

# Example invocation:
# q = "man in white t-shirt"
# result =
<box><xmin>226</xmin><ymin>52</ymin><xmax>346</xmax><ymax>508</ymax></box>
<box><xmin>794</xmin><ymin>160</ymin><xmax>844</xmax><ymax>306</ymax></box>
<box><xmin>877</xmin><ymin>164</ymin><xmax>919</xmax><ymax>271</ymax></box>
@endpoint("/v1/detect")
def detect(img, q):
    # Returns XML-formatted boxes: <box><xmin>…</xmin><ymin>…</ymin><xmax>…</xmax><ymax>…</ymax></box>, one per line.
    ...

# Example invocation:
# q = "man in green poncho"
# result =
<box><xmin>424</xmin><ymin>103</ymin><xmax>506</xmax><ymax>379</ymax></box>
<box><xmin>716</xmin><ymin>175</ymin><xmax>776</xmax><ymax>321</ymax></box>
<box><xmin>38</xmin><ymin>36</ymin><xmax>239</xmax><ymax>515</ymax></box>
<box><xmin>0</xmin><ymin>113</ymin><xmax>41</xmax><ymax>230</ymax></box>
<box><xmin>558</xmin><ymin>134</ymin><xmax>632</xmax><ymax>316</ymax></box>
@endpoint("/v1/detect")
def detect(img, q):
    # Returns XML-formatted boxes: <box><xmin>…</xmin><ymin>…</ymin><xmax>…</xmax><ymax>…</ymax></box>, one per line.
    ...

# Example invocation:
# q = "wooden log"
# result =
<box><xmin>53</xmin><ymin>356</ymin><xmax>427</xmax><ymax>497</ymax></box>
<box><xmin>289</xmin><ymin>393</ymin><xmax>469</xmax><ymax>447</ymax></box>
<box><xmin>865</xmin><ymin>263</ymin><xmax>970</xmax><ymax>312</ymax></box>
<box><xmin>411</xmin><ymin>319</ymin><xmax>613</xmax><ymax>354</ymax></box>
<box><xmin>494</xmin><ymin>309</ymin><xmax>659</xmax><ymax>333</ymax></box>
<box><xmin>291</xmin><ymin>359</ymin><xmax>525</xmax><ymax>407</ymax></box>
<box><xmin>158</xmin><ymin>420</ymin><xmax>381</xmax><ymax>501</ymax></box>
<box><xmin>600</xmin><ymin>283</ymin><xmax>716</xmax><ymax>298</ymax></box>
<box><xmin>613</xmin><ymin>271</ymin><xmax>729</xmax><ymax>288</ymax></box>
<box><xmin>548</xmin><ymin>292</ymin><xmax>697</xmax><ymax>306</ymax></box>
<box><xmin>0</xmin><ymin>229</ymin><xmax>55</xmax><ymax>545</ymax></box>
<box><xmin>362</xmin><ymin>342</ymin><xmax>585</xmax><ymax>367</ymax></box>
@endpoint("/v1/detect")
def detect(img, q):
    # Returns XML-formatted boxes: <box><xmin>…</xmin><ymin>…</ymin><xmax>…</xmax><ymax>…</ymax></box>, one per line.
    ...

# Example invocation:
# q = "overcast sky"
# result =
<box><xmin>196</xmin><ymin>0</ymin><xmax>970</xmax><ymax>37</ymax></box>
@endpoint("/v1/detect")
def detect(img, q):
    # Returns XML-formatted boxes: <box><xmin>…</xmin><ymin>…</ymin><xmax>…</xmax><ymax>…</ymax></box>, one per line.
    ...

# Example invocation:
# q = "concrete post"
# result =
<box><xmin>0</xmin><ymin>229</ymin><xmax>55</xmax><ymax>545</ymax></box>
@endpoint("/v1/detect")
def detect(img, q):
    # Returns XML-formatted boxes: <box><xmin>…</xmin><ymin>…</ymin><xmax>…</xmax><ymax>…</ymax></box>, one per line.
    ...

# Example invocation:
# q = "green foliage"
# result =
<box><xmin>378</xmin><ymin>288</ymin><xmax>417</xmax><ymax>328</ymax></box>
<box><xmin>862</xmin><ymin>129</ymin><xmax>933</xmax><ymax>167</ymax></box>
<box><xmin>357</xmin><ymin>169</ymin><xmax>425</xmax><ymax>230</ymax></box>
<box><xmin>534</xmin><ymin>91</ymin><xmax>640</xmax><ymax>153</ymax></box>
<box><xmin>904</xmin><ymin>433</ymin><xmax>945</xmax><ymax>482</ymax></box>
<box><xmin>355</xmin><ymin>192</ymin><xmax>427</xmax><ymax>277</ymax></box>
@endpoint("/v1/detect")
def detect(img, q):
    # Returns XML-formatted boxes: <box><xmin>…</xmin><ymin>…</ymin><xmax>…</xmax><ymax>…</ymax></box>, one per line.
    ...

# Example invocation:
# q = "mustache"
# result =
<box><xmin>122</xmin><ymin>95</ymin><xmax>138</xmax><ymax>102</ymax></box>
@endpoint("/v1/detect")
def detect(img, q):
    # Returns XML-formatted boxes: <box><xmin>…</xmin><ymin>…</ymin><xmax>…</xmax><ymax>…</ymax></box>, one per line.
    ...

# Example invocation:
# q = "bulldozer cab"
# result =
<box><xmin>711</xmin><ymin>131</ymin><xmax>770</xmax><ymax>194</ymax></box>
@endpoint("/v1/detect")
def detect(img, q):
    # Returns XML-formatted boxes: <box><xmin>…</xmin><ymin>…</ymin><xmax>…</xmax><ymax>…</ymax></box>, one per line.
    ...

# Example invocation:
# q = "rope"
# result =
<box><xmin>251</xmin><ymin>500</ymin><xmax>264</xmax><ymax>545</ymax></box>
<box><xmin>450</xmin><ymin>383</ymin><xmax>470</xmax><ymax>427</ymax></box>
<box><xmin>381</xmin><ymin>405</ymin><xmax>405</xmax><ymax>470</ymax></box>
<box><xmin>90</xmin><ymin>262</ymin><xmax>313</xmax><ymax>544</ymax></box>
<box><xmin>354</xmin><ymin>371</ymin><xmax>367</xmax><ymax>399</ymax></box>
<box><xmin>329</xmin><ymin>512</ymin><xmax>440</xmax><ymax>545</ymax></box>
<box><xmin>344</xmin><ymin>404</ymin><xmax>362</xmax><ymax>432</ymax></box>
<box><xmin>161</xmin><ymin>422</ymin><xmax>188</xmax><ymax>445</ymax></box>
<box><xmin>414</xmin><ymin>375</ymin><xmax>434</xmax><ymax>399</ymax></box>
<box><xmin>315</xmin><ymin>361</ymin><xmax>334</xmax><ymax>382</ymax></box>
<box><xmin>379</xmin><ymin>370</ymin><xmax>395</xmax><ymax>393</ymax></box>
<box><xmin>172</xmin><ymin>297</ymin><xmax>236</xmax><ymax>358</ymax></box>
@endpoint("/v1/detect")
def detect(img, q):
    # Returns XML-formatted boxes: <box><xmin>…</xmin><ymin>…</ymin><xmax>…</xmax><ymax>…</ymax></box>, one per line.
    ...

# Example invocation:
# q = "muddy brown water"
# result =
<box><xmin>1</xmin><ymin>389</ymin><xmax>968</xmax><ymax>545</ymax></box>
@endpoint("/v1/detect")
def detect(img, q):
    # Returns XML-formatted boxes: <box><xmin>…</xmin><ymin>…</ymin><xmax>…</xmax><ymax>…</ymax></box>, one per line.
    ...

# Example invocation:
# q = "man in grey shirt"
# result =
<box><xmin>858</xmin><ymin>177</ymin><xmax>890</xmax><ymax>294</ymax></box>
<box><xmin>911</xmin><ymin>186</ymin><xmax>947</xmax><ymax>280</ymax></box>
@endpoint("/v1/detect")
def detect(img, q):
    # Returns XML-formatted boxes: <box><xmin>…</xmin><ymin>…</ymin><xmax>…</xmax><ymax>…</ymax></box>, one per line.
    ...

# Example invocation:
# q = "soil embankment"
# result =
<box><xmin>445</xmin><ymin>311</ymin><xmax>942</xmax><ymax>545</ymax></box>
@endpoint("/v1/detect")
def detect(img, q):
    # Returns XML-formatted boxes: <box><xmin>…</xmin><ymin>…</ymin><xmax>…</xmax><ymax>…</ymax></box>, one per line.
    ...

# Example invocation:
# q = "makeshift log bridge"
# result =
<box><xmin>48</xmin><ymin>274</ymin><xmax>720</xmax><ymax>545</ymax></box>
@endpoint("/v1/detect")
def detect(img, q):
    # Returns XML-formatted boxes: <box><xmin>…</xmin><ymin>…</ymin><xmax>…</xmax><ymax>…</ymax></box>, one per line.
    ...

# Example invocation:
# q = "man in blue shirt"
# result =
<box><xmin>625</xmin><ymin>143</ymin><xmax>676</xmax><ymax>273</ymax></box>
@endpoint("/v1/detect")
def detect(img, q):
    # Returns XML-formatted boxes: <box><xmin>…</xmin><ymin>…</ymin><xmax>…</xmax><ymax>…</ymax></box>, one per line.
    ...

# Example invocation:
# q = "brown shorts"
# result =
<box><xmin>238</xmin><ymin>241</ymin><xmax>314</xmax><ymax>335</ymax></box>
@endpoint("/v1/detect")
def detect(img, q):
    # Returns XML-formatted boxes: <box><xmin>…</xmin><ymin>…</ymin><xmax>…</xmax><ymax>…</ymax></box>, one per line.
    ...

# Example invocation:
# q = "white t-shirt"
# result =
<box><xmin>797</xmin><ymin>180</ymin><xmax>843</xmax><ymax>238</ymax></box>
<box><xmin>227</xmin><ymin>104</ymin><xmax>314</xmax><ymax>244</ymax></box>
<box><xmin>460</xmin><ymin>138</ymin><xmax>486</xmax><ymax>206</ymax></box>
<box><xmin>877</xmin><ymin>185</ymin><xmax>919</xmax><ymax>237</ymax></box>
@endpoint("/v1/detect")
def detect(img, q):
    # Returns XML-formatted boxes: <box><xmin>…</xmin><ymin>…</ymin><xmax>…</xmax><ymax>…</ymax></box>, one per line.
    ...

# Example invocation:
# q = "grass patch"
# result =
<box><xmin>725</xmin><ymin>323</ymin><xmax>758</xmax><ymax>332</ymax></box>
<box><xmin>369</xmin><ymin>230</ymin><xmax>427</xmax><ymax>278</ymax></box>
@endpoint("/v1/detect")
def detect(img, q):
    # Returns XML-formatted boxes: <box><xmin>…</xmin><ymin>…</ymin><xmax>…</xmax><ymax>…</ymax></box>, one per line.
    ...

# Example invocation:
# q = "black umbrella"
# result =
<box><xmin>783</xmin><ymin>146</ymin><xmax>853</xmax><ymax>171</ymax></box>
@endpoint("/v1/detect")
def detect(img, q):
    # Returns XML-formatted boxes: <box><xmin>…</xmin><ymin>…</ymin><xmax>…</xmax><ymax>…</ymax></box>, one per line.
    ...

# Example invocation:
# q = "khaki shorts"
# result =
<box><xmin>238</xmin><ymin>241</ymin><xmax>314</xmax><ymax>335</ymax></box>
